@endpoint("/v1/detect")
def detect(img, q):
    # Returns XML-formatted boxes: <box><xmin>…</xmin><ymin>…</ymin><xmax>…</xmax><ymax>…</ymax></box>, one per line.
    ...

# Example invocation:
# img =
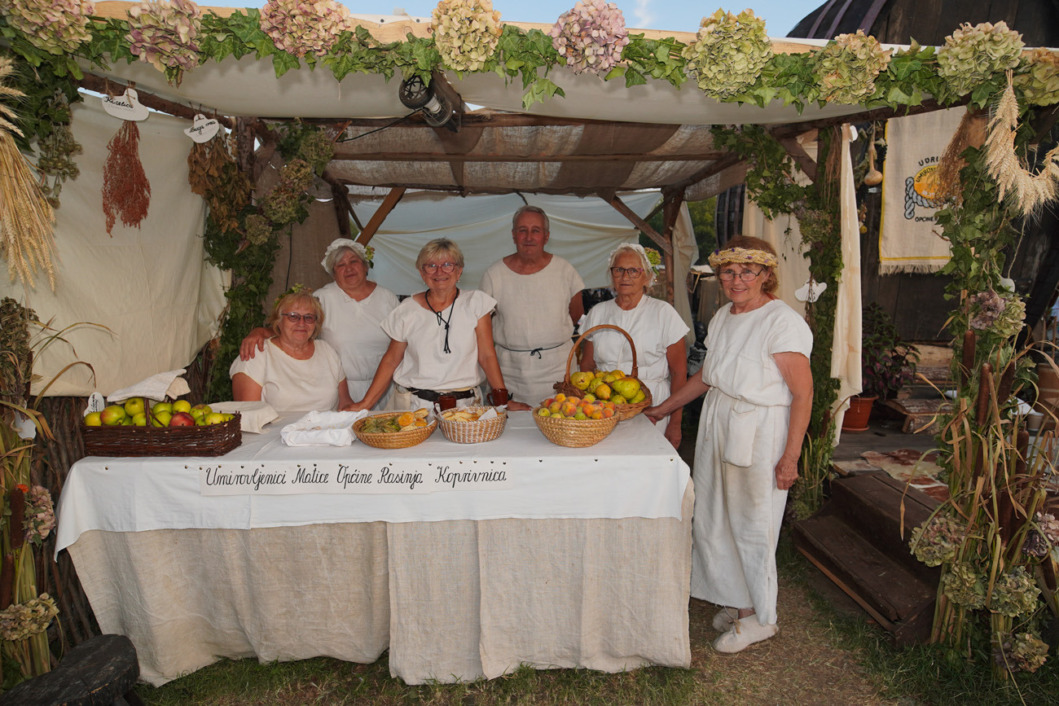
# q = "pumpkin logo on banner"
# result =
<box><xmin>102</xmin><ymin>88</ymin><xmax>149</xmax><ymax>121</ymax></box>
<box><xmin>184</xmin><ymin>114</ymin><xmax>220</xmax><ymax>143</ymax></box>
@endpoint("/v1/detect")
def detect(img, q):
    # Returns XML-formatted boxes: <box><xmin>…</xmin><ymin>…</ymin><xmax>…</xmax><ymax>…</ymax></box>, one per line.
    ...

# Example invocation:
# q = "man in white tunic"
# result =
<box><xmin>481</xmin><ymin>206</ymin><xmax>584</xmax><ymax>406</ymax></box>
<box><xmin>645</xmin><ymin>236</ymin><xmax>813</xmax><ymax>653</ymax></box>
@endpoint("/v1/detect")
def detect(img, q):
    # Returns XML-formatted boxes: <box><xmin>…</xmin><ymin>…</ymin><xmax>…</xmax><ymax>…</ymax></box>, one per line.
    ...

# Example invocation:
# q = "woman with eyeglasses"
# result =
<box><xmin>230</xmin><ymin>287</ymin><xmax>352</xmax><ymax>411</ymax></box>
<box><xmin>350</xmin><ymin>238</ymin><xmax>530</xmax><ymax>413</ymax></box>
<box><xmin>580</xmin><ymin>243</ymin><xmax>689</xmax><ymax>448</ymax></box>
<box><xmin>239</xmin><ymin>239</ymin><xmax>400</xmax><ymax>408</ymax></box>
<box><xmin>644</xmin><ymin>236</ymin><xmax>813</xmax><ymax>654</ymax></box>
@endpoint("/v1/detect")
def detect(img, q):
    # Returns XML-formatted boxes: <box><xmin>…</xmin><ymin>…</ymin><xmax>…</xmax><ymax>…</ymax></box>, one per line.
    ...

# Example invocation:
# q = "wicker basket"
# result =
<box><xmin>81</xmin><ymin>414</ymin><xmax>242</xmax><ymax>457</ymax></box>
<box><xmin>354</xmin><ymin>412</ymin><xmax>437</xmax><ymax>449</ymax></box>
<box><xmin>532</xmin><ymin>407</ymin><xmax>618</xmax><ymax>447</ymax></box>
<box><xmin>553</xmin><ymin>324</ymin><xmax>653</xmax><ymax>421</ymax></box>
<box><xmin>438</xmin><ymin>406</ymin><xmax>507</xmax><ymax>444</ymax></box>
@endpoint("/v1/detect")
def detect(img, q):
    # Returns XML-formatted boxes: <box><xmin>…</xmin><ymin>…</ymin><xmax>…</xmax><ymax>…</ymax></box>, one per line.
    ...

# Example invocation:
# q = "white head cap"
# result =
<box><xmin>321</xmin><ymin>238</ymin><xmax>370</xmax><ymax>275</ymax></box>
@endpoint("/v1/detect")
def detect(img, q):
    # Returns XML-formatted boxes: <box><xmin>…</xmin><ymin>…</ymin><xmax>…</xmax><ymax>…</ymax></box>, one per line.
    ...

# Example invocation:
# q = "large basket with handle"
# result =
<box><xmin>552</xmin><ymin>324</ymin><xmax>652</xmax><ymax>421</ymax></box>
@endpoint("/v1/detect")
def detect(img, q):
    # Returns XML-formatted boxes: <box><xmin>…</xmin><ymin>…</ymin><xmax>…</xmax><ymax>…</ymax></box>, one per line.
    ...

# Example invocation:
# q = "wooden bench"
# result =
<box><xmin>0</xmin><ymin>634</ymin><xmax>142</xmax><ymax>706</ymax></box>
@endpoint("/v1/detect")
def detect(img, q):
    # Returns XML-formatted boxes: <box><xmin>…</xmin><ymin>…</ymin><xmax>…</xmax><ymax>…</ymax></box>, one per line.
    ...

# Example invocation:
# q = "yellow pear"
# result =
<box><xmin>570</xmin><ymin>371</ymin><xmax>593</xmax><ymax>390</ymax></box>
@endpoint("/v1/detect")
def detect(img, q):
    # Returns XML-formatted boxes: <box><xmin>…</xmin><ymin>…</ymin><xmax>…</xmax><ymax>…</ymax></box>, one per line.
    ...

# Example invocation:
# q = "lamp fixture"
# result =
<box><xmin>399</xmin><ymin>75</ymin><xmax>453</xmax><ymax>128</ymax></box>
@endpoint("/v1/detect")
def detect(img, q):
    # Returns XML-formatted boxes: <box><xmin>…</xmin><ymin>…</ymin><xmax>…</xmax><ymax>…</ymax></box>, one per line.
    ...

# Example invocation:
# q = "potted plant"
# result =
<box><xmin>843</xmin><ymin>303</ymin><xmax>920</xmax><ymax>431</ymax></box>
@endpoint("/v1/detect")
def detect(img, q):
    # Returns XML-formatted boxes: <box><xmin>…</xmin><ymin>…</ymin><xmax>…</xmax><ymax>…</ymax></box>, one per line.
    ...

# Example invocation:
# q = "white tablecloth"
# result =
<box><xmin>58</xmin><ymin>411</ymin><xmax>693</xmax><ymax>685</ymax></box>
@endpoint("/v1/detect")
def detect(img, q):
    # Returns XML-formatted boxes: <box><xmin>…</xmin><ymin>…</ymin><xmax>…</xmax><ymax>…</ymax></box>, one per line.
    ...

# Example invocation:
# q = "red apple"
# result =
<box><xmin>169</xmin><ymin>412</ymin><xmax>196</xmax><ymax>427</ymax></box>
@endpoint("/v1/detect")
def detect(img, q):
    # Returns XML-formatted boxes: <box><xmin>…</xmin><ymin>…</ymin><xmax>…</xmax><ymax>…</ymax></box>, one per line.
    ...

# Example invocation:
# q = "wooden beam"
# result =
<box><xmin>660</xmin><ymin>188</ymin><xmax>685</xmax><ymax>305</ymax></box>
<box><xmin>606</xmin><ymin>194</ymin><xmax>672</xmax><ymax>256</ymax></box>
<box><xmin>355</xmin><ymin>187</ymin><xmax>406</xmax><ymax>246</ymax></box>
<box><xmin>775</xmin><ymin>134</ymin><xmax>817</xmax><ymax>182</ymax></box>
<box><xmin>330</xmin><ymin>148</ymin><xmax>726</xmax><ymax>162</ymax></box>
<box><xmin>79</xmin><ymin>72</ymin><xmax>232</xmax><ymax>127</ymax></box>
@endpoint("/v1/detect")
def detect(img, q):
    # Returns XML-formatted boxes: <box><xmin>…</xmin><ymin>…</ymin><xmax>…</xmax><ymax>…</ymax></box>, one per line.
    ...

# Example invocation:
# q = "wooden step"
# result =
<box><xmin>792</xmin><ymin>514</ymin><xmax>939</xmax><ymax>646</ymax></box>
<box><xmin>0</xmin><ymin>634</ymin><xmax>141</xmax><ymax>706</ymax></box>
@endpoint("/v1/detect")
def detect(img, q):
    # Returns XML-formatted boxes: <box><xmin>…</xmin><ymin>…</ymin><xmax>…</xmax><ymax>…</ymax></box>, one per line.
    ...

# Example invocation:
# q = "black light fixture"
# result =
<box><xmin>398</xmin><ymin>75</ymin><xmax>453</xmax><ymax>127</ymax></box>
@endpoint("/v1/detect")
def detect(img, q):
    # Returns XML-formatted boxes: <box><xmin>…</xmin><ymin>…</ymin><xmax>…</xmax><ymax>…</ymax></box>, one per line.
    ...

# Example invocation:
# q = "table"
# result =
<box><xmin>57</xmin><ymin>412</ymin><xmax>693</xmax><ymax>686</ymax></box>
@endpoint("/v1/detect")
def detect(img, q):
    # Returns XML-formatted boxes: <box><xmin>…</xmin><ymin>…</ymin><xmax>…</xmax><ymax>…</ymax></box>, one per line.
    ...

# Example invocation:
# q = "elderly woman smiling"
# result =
<box><xmin>350</xmin><ymin>238</ymin><xmax>530</xmax><ymax>412</ymax></box>
<box><xmin>580</xmin><ymin>243</ymin><xmax>688</xmax><ymax>448</ymax></box>
<box><xmin>230</xmin><ymin>287</ymin><xmax>352</xmax><ymax>412</ymax></box>
<box><xmin>645</xmin><ymin>236</ymin><xmax>813</xmax><ymax>653</ymax></box>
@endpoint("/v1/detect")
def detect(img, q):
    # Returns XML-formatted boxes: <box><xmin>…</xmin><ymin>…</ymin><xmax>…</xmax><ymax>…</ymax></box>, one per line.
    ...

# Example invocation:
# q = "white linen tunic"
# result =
<box><xmin>480</xmin><ymin>257</ymin><xmax>584</xmax><ymax>405</ymax></box>
<box><xmin>692</xmin><ymin>299</ymin><xmax>812</xmax><ymax>625</ymax></box>
<box><xmin>581</xmin><ymin>296</ymin><xmax>689</xmax><ymax>404</ymax></box>
<box><xmin>229</xmin><ymin>339</ymin><xmax>344</xmax><ymax>412</ymax></box>
<box><xmin>383</xmin><ymin>289</ymin><xmax>496</xmax><ymax>394</ymax></box>
<box><xmin>315</xmin><ymin>281</ymin><xmax>399</xmax><ymax>404</ymax></box>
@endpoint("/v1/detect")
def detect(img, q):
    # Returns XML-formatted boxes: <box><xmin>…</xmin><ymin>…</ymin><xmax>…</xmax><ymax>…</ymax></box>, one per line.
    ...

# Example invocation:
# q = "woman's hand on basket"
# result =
<box><xmin>506</xmin><ymin>400</ymin><xmax>532</xmax><ymax>412</ymax></box>
<box><xmin>774</xmin><ymin>453</ymin><xmax>799</xmax><ymax>490</ymax></box>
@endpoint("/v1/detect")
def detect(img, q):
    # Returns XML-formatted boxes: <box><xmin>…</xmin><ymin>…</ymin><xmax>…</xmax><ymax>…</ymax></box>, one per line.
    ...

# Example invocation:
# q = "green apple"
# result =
<box><xmin>84</xmin><ymin>412</ymin><xmax>102</xmax><ymax>427</ymax></box>
<box><xmin>172</xmin><ymin>399</ymin><xmax>192</xmax><ymax>414</ymax></box>
<box><xmin>124</xmin><ymin>397</ymin><xmax>146</xmax><ymax>416</ymax></box>
<box><xmin>132</xmin><ymin>412</ymin><xmax>148</xmax><ymax>426</ymax></box>
<box><xmin>204</xmin><ymin>412</ymin><xmax>227</xmax><ymax>425</ymax></box>
<box><xmin>151</xmin><ymin>411</ymin><xmax>172</xmax><ymax>427</ymax></box>
<box><xmin>190</xmin><ymin>404</ymin><xmax>212</xmax><ymax>420</ymax></box>
<box><xmin>122</xmin><ymin>416</ymin><xmax>135</xmax><ymax>425</ymax></box>
<box><xmin>100</xmin><ymin>405</ymin><xmax>126</xmax><ymax>426</ymax></box>
<box><xmin>152</xmin><ymin>401</ymin><xmax>173</xmax><ymax>416</ymax></box>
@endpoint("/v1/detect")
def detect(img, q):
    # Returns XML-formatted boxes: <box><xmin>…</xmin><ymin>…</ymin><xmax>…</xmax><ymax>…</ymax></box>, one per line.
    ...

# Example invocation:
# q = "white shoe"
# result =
<box><xmin>712</xmin><ymin>607</ymin><xmax>736</xmax><ymax>632</ymax></box>
<box><xmin>713</xmin><ymin>618</ymin><xmax>778</xmax><ymax>653</ymax></box>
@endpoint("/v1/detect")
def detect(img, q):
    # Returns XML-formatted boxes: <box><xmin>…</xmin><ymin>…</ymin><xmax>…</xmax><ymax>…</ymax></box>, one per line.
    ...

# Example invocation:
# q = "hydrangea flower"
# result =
<box><xmin>682</xmin><ymin>9</ymin><xmax>772</xmax><ymax>100</ymax></box>
<box><xmin>24</xmin><ymin>485</ymin><xmax>55</xmax><ymax>545</ymax></box>
<box><xmin>0</xmin><ymin>0</ymin><xmax>94</xmax><ymax>55</ymax></box>
<box><xmin>910</xmin><ymin>512</ymin><xmax>963</xmax><ymax>566</ymax></box>
<box><xmin>937</xmin><ymin>21</ymin><xmax>1024</xmax><ymax>97</ymax></box>
<box><xmin>260</xmin><ymin>0</ymin><xmax>354</xmax><ymax>58</ymax></box>
<box><xmin>1015</xmin><ymin>48</ymin><xmax>1059</xmax><ymax>107</ymax></box>
<box><xmin>431</xmin><ymin>0</ymin><xmax>503</xmax><ymax>73</ymax></box>
<box><xmin>941</xmin><ymin>562</ymin><xmax>987</xmax><ymax>609</ymax></box>
<box><xmin>0</xmin><ymin>594</ymin><xmax>59</xmax><ymax>641</ymax></box>
<box><xmin>990</xmin><ymin>566</ymin><xmax>1039</xmax><ymax>618</ymax></box>
<box><xmin>126</xmin><ymin>0</ymin><xmax>203</xmax><ymax>75</ymax></box>
<box><xmin>968</xmin><ymin>289</ymin><xmax>1025</xmax><ymax>339</ymax></box>
<box><xmin>814</xmin><ymin>30</ymin><xmax>891</xmax><ymax>104</ymax></box>
<box><xmin>549</xmin><ymin>0</ymin><xmax>629</xmax><ymax>76</ymax></box>
<box><xmin>1011</xmin><ymin>632</ymin><xmax>1049</xmax><ymax>672</ymax></box>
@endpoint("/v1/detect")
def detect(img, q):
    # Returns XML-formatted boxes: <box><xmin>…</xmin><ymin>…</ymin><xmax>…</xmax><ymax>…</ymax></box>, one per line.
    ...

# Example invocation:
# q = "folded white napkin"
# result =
<box><xmin>212</xmin><ymin>401</ymin><xmax>279</xmax><ymax>434</ymax></box>
<box><xmin>281</xmin><ymin>410</ymin><xmax>368</xmax><ymax>446</ymax></box>
<box><xmin>106</xmin><ymin>370</ymin><xmax>190</xmax><ymax>404</ymax></box>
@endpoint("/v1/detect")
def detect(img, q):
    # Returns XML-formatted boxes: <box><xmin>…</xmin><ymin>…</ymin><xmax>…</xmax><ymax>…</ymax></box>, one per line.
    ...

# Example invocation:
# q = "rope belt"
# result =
<box><xmin>496</xmin><ymin>341</ymin><xmax>568</xmax><ymax>359</ymax></box>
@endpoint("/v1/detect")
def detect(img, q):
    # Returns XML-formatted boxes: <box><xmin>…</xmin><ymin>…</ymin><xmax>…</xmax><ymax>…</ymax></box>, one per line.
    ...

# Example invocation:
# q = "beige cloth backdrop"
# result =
<box><xmin>0</xmin><ymin>99</ymin><xmax>227</xmax><ymax>397</ymax></box>
<box><xmin>741</xmin><ymin>126</ymin><xmax>862</xmax><ymax>435</ymax></box>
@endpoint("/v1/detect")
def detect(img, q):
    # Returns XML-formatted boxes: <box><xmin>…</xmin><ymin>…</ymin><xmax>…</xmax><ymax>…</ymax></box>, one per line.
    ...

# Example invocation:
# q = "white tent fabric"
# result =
<box><xmin>0</xmin><ymin>100</ymin><xmax>227</xmax><ymax>397</ymax></box>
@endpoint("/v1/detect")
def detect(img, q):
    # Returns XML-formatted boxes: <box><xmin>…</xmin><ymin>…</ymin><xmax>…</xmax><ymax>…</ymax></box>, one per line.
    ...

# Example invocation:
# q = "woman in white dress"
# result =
<box><xmin>350</xmin><ymin>239</ymin><xmax>531</xmax><ymax>412</ymax></box>
<box><xmin>580</xmin><ymin>244</ymin><xmax>688</xmax><ymax>448</ymax></box>
<box><xmin>230</xmin><ymin>287</ymin><xmax>352</xmax><ymax>412</ymax></box>
<box><xmin>645</xmin><ymin>236</ymin><xmax>813</xmax><ymax>653</ymax></box>
<box><xmin>239</xmin><ymin>239</ymin><xmax>399</xmax><ymax>407</ymax></box>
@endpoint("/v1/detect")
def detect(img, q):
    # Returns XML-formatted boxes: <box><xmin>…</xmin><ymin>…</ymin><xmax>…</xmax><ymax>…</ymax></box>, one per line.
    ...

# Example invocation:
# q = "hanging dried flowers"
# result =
<box><xmin>261</xmin><ymin>158</ymin><xmax>313</xmax><ymax>225</ymax></box>
<box><xmin>187</xmin><ymin>130</ymin><xmax>249</xmax><ymax>235</ymax></box>
<box><xmin>22</xmin><ymin>485</ymin><xmax>55</xmax><ymax>546</ymax></box>
<box><xmin>0</xmin><ymin>594</ymin><xmax>58</xmax><ymax>642</ymax></box>
<box><xmin>967</xmin><ymin>288</ymin><xmax>1025</xmax><ymax>339</ymax></box>
<box><xmin>682</xmin><ymin>10</ymin><xmax>772</xmax><ymax>100</ymax></box>
<box><xmin>126</xmin><ymin>0</ymin><xmax>203</xmax><ymax>84</ymax></box>
<box><xmin>937</xmin><ymin>21</ymin><xmax>1024</xmax><ymax>98</ymax></box>
<box><xmin>102</xmin><ymin>121</ymin><xmax>151</xmax><ymax>234</ymax></box>
<box><xmin>431</xmin><ymin>0</ymin><xmax>503</xmax><ymax>73</ymax></box>
<box><xmin>259</xmin><ymin>0</ymin><xmax>354</xmax><ymax>58</ymax></box>
<box><xmin>549</xmin><ymin>0</ymin><xmax>629</xmax><ymax>76</ymax></box>
<box><xmin>296</xmin><ymin>128</ymin><xmax>335</xmax><ymax>176</ymax></box>
<box><xmin>984</xmin><ymin>75</ymin><xmax>1059</xmax><ymax>216</ymax></box>
<box><xmin>0</xmin><ymin>57</ymin><xmax>56</xmax><ymax>290</ymax></box>
<box><xmin>0</xmin><ymin>0</ymin><xmax>94</xmax><ymax>56</ymax></box>
<box><xmin>814</xmin><ymin>30</ymin><xmax>890</xmax><ymax>104</ymax></box>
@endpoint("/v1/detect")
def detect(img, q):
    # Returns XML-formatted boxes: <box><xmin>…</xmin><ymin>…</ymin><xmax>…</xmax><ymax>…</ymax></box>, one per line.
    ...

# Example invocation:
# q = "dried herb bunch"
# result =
<box><xmin>187</xmin><ymin>130</ymin><xmax>250</xmax><ymax>235</ymax></box>
<box><xmin>0</xmin><ymin>298</ymin><xmax>34</xmax><ymax>414</ymax></box>
<box><xmin>102</xmin><ymin>121</ymin><xmax>151</xmax><ymax>234</ymax></box>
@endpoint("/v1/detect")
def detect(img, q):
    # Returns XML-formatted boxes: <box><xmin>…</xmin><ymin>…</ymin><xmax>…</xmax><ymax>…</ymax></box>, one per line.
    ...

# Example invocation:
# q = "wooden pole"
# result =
<box><xmin>355</xmin><ymin>187</ymin><xmax>406</xmax><ymax>246</ymax></box>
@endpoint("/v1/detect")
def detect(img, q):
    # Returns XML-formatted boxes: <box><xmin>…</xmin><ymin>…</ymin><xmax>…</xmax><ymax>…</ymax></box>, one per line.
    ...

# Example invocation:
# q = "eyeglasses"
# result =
<box><xmin>280</xmin><ymin>312</ymin><xmax>318</xmax><ymax>324</ymax></box>
<box><xmin>610</xmin><ymin>266</ymin><xmax>645</xmax><ymax>279</ymax></box>
<box><xmin>421</xmin><ymin>262</ymin><xmax>458</xmax><ymax>273</ymax></box>
<box><xmin>718</xmin><ymin>268</ymin><xmax>764</xmax><ymax>282</ymax></box>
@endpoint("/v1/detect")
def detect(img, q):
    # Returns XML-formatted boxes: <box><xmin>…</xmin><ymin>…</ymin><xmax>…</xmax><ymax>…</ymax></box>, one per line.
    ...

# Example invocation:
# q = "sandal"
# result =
<box><xmin>712</xmin><ymin>607</ymin><xmax>736</xmax><ymax>632</ymax></box>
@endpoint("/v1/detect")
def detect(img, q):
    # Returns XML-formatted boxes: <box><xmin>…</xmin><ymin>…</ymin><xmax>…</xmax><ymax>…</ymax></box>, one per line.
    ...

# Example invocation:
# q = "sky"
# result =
<box><xmin>201</xmin><ymin>2</ymin><xmax>823</xmax><ymax>38</ymax></box>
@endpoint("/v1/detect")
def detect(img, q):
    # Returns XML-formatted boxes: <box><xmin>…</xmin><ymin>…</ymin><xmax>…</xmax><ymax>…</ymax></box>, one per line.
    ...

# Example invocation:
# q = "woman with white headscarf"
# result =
<box><xmin>580</xmin><ymin>243</ymin><xmax>688</xmax><ymax>448</ymax></box>
<box><xmin>239</xmin><ymin>239</ymin><xmax>400</xmax><ymax>407</ymax></box>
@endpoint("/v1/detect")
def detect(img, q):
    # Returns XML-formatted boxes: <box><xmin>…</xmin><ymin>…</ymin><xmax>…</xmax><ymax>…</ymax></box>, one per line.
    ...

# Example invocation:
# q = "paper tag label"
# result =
<box><xmin>85</xmin><ymin>392</ymin><xmax>106</xmax><ymax>415</ymax></box>
<box><xmin>795</xmin><ymin>280</ymin><xmax>827</xmax><ymax>303</ymax></box>
<box><xmin>184</xmin><ymin>114</ymin><xmax>220</xmax><ymax>143</ymax></box>
<box><xmin>102</xmin><ymin>89</ymin><xmax>149</xmax><ymax>121</ymax></box>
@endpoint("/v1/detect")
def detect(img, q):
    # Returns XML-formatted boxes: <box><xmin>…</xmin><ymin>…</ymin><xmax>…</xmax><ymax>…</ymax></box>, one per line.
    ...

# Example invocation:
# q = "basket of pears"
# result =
<box><xmin>553</xmin><ymin>324</ymin><xmax>652</xmax><ymax>421</ymax></box>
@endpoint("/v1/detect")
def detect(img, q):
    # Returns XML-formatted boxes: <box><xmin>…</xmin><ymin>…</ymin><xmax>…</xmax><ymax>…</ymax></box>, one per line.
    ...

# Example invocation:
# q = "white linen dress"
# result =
<box><xmin>382</xmin><ymin>289</ymin><xmax>496</xmax><ymax>410</ymax></box>
<box><xmin>315</xmin><ymin>281</ymin><xmax>399</xmax><ymax>406</ymax></box>
<box><xmin>229</xmin><ymin>339</ymin><xmax>344</xmax><ymax>412</ymax></box>
<box><xmin>480</xmin><ymin>256</ymin><xmax>584</xmax><ymax>405</ymax></box>
<box><xmin>581</xmin><ymin>296</ymin><xmax>689</xmax><ymax>404</ymax></box>
<box><xmin>692</xmin><ymin>299</ymin><xmax>813</xmax><ymax>626</ymax></box>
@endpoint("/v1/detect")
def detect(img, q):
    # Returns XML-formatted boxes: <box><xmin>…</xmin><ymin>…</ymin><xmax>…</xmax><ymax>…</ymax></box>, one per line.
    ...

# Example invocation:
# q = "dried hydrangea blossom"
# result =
<box><xmin>244</xmin><ymin>213</ymin><xmax>273</xmax><ymax>247</ymax></box>
<box><xmin>941</xmin><ymin>561</ymin><xmax>987</xmax><ymax>609</ymax></box>
<box><xmin>910</xmin><ymin>512</ymin><xmax>963</xmax><ymax>566</ymax></box>
<box><xmin>260</xmin><ymin>0</ymin><xmax>354</xmax><ymax>58</ymax></box>
<box><xmin>937</xmin><ymin>21</ymin><xmax>1024</xmax><ymax>97</ymax></box>
<box><xmin>814</xmin><ymin>30</ymin><xmax>891</xmax><ymax>104</ymax></box>
<box><xmin>681</xmin><ymin>9</ymin><xmax>772</xmax><ymax>100</ymax></box>
<box><xmin>1011</xmin><ymin>632</ymin><xmax>1049</xmax><ymax>672</ymax></box>
<box><xmin>549</xmin><ymin>0</ymin><xmax>629</xmax><ymax>76</ymax></box>
<box><xmin>0</xmin><ymin>594</ymin><xmax>59</xmax><ymax>641</ymax></box>
<box><xmin>1015</xmin><ymin>49</ymin><xmax>1059</xmax><ymax>107</ymax></box>
<box><xmin>261</xmin><ymin>158</ymin><xmax>313</xmax><ymax>224</ymax></box>
<box><xmin>126</xmin><ymin>0</ymin><xmax>203</xmax><ymax>75</ymax></box>
<box><xmin>296</xmin><ymin>130</ymin><xmax>335</xmax><ymax>176</ymax></box>
<box><xmin>0</xmin><ymin>0</ymin><xmax>94</xmax><ymax>55</ymax></box>
<box><xmin>969</xmin><ymin>289</ymin><xmax>1025</xmax><ymax>339</ymax></box>
<box><xmin>431</xmin><ymin>0</ymin><xmax>503</xmax><ymax>73</ymax></box>
<box><xmin>23</xmin><ymin>485</ymin><xmax>55</xmax><ymax>545</ymax></box>
<box><xmin>990</xmin><ymin>566</ymin><xmax>1040</xmax><ymax>618</ymax></box>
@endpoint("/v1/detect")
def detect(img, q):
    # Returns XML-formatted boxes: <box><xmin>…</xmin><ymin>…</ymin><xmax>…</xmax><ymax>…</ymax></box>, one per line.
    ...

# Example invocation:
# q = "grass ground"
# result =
<box><xmin>132</xmin><ymin>536</ymin><xmax>1059</xmax><ymax>706</ymax></box>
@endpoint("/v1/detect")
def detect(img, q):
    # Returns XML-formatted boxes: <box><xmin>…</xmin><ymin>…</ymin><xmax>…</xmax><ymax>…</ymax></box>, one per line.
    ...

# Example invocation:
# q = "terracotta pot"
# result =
<box><xmin>842</xmin><ymin>395</ymin><xmax>877</xmax><ymax>432</ymax></box>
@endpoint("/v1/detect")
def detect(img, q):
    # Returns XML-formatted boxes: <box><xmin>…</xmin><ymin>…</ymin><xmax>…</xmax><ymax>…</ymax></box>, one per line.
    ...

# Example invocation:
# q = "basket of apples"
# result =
<box><xmin>81</xmin><ymin>398</ymin><xmax>241</xmax><ymax>457</ymax></box>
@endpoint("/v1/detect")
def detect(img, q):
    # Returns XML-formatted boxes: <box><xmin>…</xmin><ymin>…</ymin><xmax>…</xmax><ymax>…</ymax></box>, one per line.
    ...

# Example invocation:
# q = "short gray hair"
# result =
<box><xmin>512</xmin><ymin>205</ymin><xmax>550</xmax><ymax>232</ymax></box>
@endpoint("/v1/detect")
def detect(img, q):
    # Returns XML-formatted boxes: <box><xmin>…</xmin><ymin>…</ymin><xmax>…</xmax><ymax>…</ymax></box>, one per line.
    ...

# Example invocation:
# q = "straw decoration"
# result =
<box><xmin>934</xmin><ymin>108</ymin><xmax>987</xmax><ymax>204</ymax></box>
